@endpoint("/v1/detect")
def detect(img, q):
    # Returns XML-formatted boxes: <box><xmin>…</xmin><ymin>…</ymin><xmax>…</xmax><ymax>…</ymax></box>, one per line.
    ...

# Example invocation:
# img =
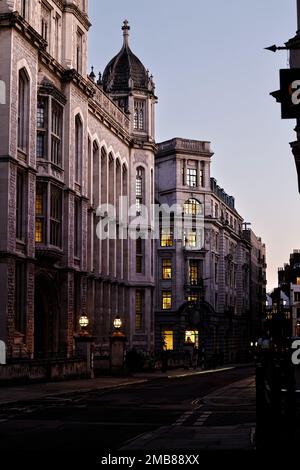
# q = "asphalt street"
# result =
<box><xmin>0</xmin><ymin>367</ymin><xmax>254</xmax><ymax>456</ymax></box>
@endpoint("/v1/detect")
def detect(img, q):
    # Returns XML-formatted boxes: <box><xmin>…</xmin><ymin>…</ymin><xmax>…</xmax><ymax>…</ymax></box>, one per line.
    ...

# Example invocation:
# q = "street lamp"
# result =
<box><xmin>113</xmin><ymin>315</ymin><xmax>122</xmax><ymax>331</ymax></box>
<box><xmin>79</xmin><ymin>314</ymin><xmax>89</xmax><ymax>336</ymax></box>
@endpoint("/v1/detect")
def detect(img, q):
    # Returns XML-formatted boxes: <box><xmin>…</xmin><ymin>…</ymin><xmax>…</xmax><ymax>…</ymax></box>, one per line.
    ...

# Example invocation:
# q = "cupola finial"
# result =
<box><xmin>122</xmin><ymin>19</ymin><xmax>130</xmax><ymax>47</ymax></box>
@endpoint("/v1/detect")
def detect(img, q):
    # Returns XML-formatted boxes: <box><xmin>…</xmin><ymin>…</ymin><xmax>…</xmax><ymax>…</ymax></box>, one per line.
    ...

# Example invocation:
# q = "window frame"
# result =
<box><xmin>162</xmin><ymin>290</ymin><xmax>172</xmax><ymax>310</ymax></box>
<box><xmin>18</xmin><ymin>68</ymin><xmax>30</xmax><ymax>153</ymax></box>
<box><xmin>162</xmin><ymin>258</ymin><xmax>172</xmax><ymax>280</ymax></box>
<box><xmin>186</xmin><ymin>168</ymin><xmax>197</xmax><ymax>187</ymax></box>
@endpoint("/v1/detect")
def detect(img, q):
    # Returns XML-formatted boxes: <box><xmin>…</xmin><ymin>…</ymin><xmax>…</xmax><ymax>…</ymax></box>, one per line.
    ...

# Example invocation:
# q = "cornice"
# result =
<box><xmin>63</xmin><ymin>4</ymin><xmax>91</xmax><ymax>30</ymax></box>
<box><xmin>63</xmin><ymin>68</ymin><xmax>95</xmax><ymax>97</ymax></box>
<box><xmin>0</xmin><ymin>12</ymin><xmax>47</xmax><ymax>49</ymax></box>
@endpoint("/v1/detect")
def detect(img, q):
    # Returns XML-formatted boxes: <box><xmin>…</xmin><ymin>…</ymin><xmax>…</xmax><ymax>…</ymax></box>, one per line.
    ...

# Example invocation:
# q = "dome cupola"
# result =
<box><xmin>102</xmin><ymin>20</ymin><xmax>155</xmax><ymax>94</ymax></box>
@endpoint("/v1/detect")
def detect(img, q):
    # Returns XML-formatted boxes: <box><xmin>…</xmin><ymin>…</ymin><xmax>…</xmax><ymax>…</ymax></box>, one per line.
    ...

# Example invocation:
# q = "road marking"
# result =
<box><xmin>191</xmin><ymin>398</ymin><xmax>203</xmax><ymax>407</ymax></box>
<box><xmin>168</xmin><ymin>367</ymin><xmax>234</xmax><ymax>379</ymax></box>
<box><xmin>174</xmin><ymin>410</ymin><xmax>194</xmax><ymax>426</ymax></box>
<box><xmin>194</xmin><ymin>411</ymin><xmax>212</xmax><ymax>426</ymax></box>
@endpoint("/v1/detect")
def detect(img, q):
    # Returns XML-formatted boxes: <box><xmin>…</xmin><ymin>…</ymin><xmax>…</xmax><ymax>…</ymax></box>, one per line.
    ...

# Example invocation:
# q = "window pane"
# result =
<box><xmin>189</xmin><ymin>261</ymin><xmax>199</xmax><ymax>285</ymax></box>
<box><xmin>35</xmin><ymin>219</ymin><xmax>43</xmax><ymax>243</ymax></box>
<box><xmin>160</xmin><ymin>228</ymin><xmax>173</xmax><ymax>247</ymax></box>
<box><xmin>187</xmin><ymin>168</ymin><xmax>197</xmax><ymax>187</ymax></box>
<box><xmin>184</xmin><ymin>198</ymin><xmax>201</xmax><ymax>216</ymax></box>
<box><xmin>162</xmin><ymin>330</ymin><xmax>173</xmax><ymax>350</ymax></box>
<box><xmin>162</xmin><ymin>258</ymin><xmax>172</xmax><ymax>279</ymax></box>
<box><xmin>162</xmin><ymin>291</ymin><xmax>172</xmax><ymax>310</ymax></box>
<box><xmin>37</xmin><ymin>133</ymin><xmax>46</xmax><ymax>158</ymax></box>
<box><xmin>185</xmin><ymin>330</ymin><xmax>199</xmax><ymax>348</ymax></box>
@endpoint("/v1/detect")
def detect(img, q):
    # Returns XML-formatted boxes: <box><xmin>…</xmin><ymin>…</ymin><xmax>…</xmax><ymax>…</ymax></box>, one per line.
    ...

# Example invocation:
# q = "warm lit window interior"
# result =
<box><xmin>162</xmin><ymin>330</ymin><xmax>173</xmax><ymax>350</ymax></box>
<box><xmin>162</xmin><ymin>258</ymin><xmax>172</xmax><ymax>279</ymax></box>
<box><xmin>162</xmin><ymin>291</ymin><xmax>172</xmax><ymax>310</ymax></box>
<box><xmin>185</xmin><ymin>330</ymin><xmax>199</xmax><ymax>348</ymax></box>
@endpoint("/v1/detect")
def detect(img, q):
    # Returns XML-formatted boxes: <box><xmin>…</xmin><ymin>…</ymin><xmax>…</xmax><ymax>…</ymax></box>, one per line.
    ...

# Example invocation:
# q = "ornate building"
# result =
<box><xmin>0</xmin><ymin>1</ymin><xmax>266</xmax><ymax>377</ymax></box>
<box><xmin>155</xmin><ymin>138</ymin><xmax>254</xmax><ymax>363</ymax></box>
<box><xmin>0</xmin><ymin>0</ymin><xmax>156</xmax><ymax>366</ymax></box>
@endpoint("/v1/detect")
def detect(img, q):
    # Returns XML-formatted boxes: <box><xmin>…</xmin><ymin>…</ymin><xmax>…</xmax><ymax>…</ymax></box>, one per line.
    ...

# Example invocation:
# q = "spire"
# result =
<box><xmin>122</xmin><ymin>19</ymin><xmax>130</xmax><ymax>48</ymax></box>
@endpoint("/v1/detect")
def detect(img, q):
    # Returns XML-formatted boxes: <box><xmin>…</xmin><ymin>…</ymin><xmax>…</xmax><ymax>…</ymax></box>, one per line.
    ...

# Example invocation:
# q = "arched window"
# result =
<box><xmin>75</xmin><ymin>115</ymin><xmax>83</xmax><ymax>183</ymax></box>
<box><xmin>133</xmin><ymin>100</ymin><xmax>145</xmax><ymax>131</ymax></box>
<box><xmin>122</xmin><ymin>164</ymin><xmax>128</xmax><ymax>196</ymax></box>
<box><xmin>183</xmin><ymin>198</ymin><xmax>202</xmax><ymax>216</ymax></box>
<box><xmin>183</xmin><ymin>199</ymin><xmax>203</xmax><ymax>250</ymax></box>
<box><xmin>18</xmin><ymin>68</ymin><xmax>29</xmax><ymax>152</ymax></box>
<box><xmin>134</xmin><ymin>108</ymin><xmax>138</xmax><ymax>130</ymax></box>
<box><xmin>136</xmin><ymin>166</ymin><xmax>144</xmax><ymax>215</ymax></box>
<box><xmin>92</xmin><ymin>141</ymin><xmax>99</xmax><ymax>206</ymax></box>
<box><xmin>139</xmin><ymin>109</ymin><xmax>144</xmax><ymax>130</ymax></box>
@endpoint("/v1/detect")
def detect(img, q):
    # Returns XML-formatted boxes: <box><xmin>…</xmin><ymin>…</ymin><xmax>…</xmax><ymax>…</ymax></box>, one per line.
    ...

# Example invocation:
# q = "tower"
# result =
<box><xmin>102</xmin><ymin>22</ymin><xmax>157</xmax><ymax>350</ymax></box>
<box><xmin>102</xmin><ymin>20</ymin><xmax>157</xmax><ymax>140</ymax></box>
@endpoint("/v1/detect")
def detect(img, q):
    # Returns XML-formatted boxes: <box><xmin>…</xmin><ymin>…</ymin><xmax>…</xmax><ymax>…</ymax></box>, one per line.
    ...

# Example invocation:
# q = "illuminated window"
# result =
<box><xmin>184</xmin><ymin>198</ymin><xmax>202</xmax><ymax>216</ymax></box>
<box><xmin>189</xmin><ymin>260</ymin><xmax>199</xmax><ymax>285</ymax></box>
<box><xmin>186</xmin><ymin>168</ymin><xmax>197</xmax><ymax>187</ymax></box>
<box><xmin>135</xmin><ymin>290</ymin><xmax>143</xmax><ymax>330</ymax></box>
<box><xmin>35</xmin><ymin>220</ymin><xmax>43</xmax><ymax>243</ymax></box>
<box><xmin>160</xmin><ymin>228</ymin><xmax>173</xmax><ymax>247</ymax></box>
<box><xmin>35</xmin><ymin>184</ymin><xmax>46</xmax><ymax>243</ymax></box>
<box><xmin>297</xmin><ymin>278</ymin><xmax>300</xmax><ymax>286</ymax></box>
<box><xmin>185</xmin><ymin>229</ymin><xmax>197</xmax><ymax>248</ymax></box>
<box><xmin>162</xmin><ymin>291</ymin><xmax>172</xmax><ymax>310</ymax></box>
<box><xmin>185</xmin><ymin>330</ymin><xmax>199</xmax><ymax>348</ymax></box>
<box><xmin>162</xmin><ymin>330</ymin><xmax>173</xmax><ymax>350</ymax></box>
<box><xmin>187</xmin><ymin>294</ymin><xmax>199</xmax><ymax>303</ymax></box>
<box><xmin>162</xmin><ymin>258</ymin><xmax>172</xmax><ymax>280</ymax></box>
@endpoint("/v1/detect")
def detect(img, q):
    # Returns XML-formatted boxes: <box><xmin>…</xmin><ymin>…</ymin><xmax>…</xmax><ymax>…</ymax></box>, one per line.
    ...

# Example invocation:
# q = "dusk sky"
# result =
<box><xmin>88</xmin><ymin>0</ymin><xmax>300</xmax><ymax>291</ymax></box>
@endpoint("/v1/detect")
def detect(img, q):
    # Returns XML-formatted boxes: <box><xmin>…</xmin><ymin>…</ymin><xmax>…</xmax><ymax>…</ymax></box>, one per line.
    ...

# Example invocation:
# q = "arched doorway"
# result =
<box><xmin>34</xmin><ymin>275</ymin><xmax>60</xmax><ymax>359</ymax></box>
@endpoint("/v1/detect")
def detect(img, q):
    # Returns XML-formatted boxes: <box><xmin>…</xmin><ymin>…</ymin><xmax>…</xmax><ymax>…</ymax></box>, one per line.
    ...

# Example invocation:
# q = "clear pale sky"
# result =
<box><xmin>88</xmin><ymin>0</ymin><xmax>300</xmax><ymax>291</ymax></box>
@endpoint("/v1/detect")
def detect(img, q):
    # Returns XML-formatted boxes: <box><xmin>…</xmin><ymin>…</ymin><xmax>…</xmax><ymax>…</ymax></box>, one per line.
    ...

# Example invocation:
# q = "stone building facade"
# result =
<box><xmin>0</xmin><ymin>0</ymin><xmax>267</xmax><ymax>374</ymax></box>
<box><xmin>242</xmin><ymin>227</ymin><xmax>267</xmax><ymax>342</ymax></box>
<box><xmin>0</xmin><ymin>0</ymin><xmax>156</xmax><ymax>362</ymax></box>
<box><xmin>155</xmin><ymin>138</ymin><xmax>254</xmax><ymax>364</ymax></box>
